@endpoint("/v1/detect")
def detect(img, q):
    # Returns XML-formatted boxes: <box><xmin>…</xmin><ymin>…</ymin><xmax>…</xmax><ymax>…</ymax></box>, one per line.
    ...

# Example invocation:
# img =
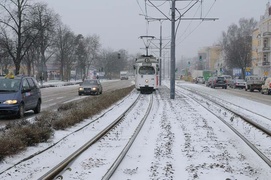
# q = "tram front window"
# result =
<box><xmin>139</xmin><ymin>66</ymin><xmax>155</xmax><ymax>75</ymax></box>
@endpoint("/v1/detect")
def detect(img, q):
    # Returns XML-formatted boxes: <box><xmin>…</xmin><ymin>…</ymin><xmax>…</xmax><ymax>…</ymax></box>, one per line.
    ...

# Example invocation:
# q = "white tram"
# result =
<box><xmin>134</xmin><ymin>55</ymin><xmax>159</xmax><ymax>93</ymax></box>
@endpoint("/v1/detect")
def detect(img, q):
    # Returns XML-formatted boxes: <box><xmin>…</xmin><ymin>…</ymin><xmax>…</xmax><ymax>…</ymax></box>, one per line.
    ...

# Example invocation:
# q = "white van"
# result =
<box><xmin>261</xmin><ymin>77</ymin><xmax>271</xmax><ymax>95</ymax></box>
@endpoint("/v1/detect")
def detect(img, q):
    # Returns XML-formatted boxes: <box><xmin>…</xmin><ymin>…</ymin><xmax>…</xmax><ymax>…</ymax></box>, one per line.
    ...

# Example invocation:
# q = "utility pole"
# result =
<box><xmin>142</xmin><ymin>0</ymin><xmax>218</xmax><ymax>99</ymax></box>
<box><xmin>139</xmin><ymin>36</ymin><xmax>155</xmax><ymax>56</ymax></box>
<box><xmin>139</xmin><ymin>15</ymin><xmax>168</xmax><ymax>86</ymax></box>
<box><xmin>170</xmin><ymin>0</ymin><xmax>176</xmax><ymax>99</ymax></box>
<box><xmin>159</xmin><ymin>20</ymin><xmax>162</xmax><ymax>86</ymax></box>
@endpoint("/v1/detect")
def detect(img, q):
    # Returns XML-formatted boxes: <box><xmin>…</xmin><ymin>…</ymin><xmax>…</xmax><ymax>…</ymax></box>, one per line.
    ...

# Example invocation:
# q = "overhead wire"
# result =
<box><xmin>145</xmin><ymin>0</ymin><xmax>168</xmax><ymax>8</ymax></box>
<box><xmin>136</xmin><ymin>0</ymin><xmax>145</xmax><ymax>15</ymax></box>
<box><xmin>176</xmin><ymin>0</ymin><xmax>217</xmax><ymax>47</ymax></box>
<box><xmin>176</xmin><ymin>2</ymin><xmax>201</xmax><ymax>43</ymax></box>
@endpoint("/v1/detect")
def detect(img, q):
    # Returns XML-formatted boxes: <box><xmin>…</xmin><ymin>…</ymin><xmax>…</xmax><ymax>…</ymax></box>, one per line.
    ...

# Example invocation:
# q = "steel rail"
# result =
<box><xmin>38</xmin><ymin>94</ymin><xmax>141</xmax><ymax>180</ymax></box>
<box><xmin>102</xmin><ymin>94</ymin><xmax>153</xmax><ymax>180</ymax></box>
<box><xmin>185</xmin><ymin>86</ymin><xmax>271</xmax><ymax>123</ymax></box>
<box><xmin>183</xmin><ymin>87</ymin><xmax>271</xmax><ymax>136</ymax></box>
<box><xmin>175</xmin><ymin>87</ymin><xmax>271</xmax><ymax>168</ymax></box>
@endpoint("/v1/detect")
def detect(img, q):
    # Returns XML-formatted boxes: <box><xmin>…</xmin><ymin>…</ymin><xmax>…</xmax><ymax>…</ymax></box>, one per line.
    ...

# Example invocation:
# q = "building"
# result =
<box><xmin>198</xmin><ymin>45</ymin><xmax>222</xmax><ymax>75</ymax></box>
<box><xmin>252</xmin><ymin>2</ymin><xmax>271</xmax><ymax>77</ymax></box>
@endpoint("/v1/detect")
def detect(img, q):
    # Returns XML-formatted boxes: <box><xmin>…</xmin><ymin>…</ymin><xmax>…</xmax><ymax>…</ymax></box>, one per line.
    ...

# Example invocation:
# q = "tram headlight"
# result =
<box><xmin>145</xmin><ymin>79</ymin><xmax>149</xmax><ymax>83</ymax></box>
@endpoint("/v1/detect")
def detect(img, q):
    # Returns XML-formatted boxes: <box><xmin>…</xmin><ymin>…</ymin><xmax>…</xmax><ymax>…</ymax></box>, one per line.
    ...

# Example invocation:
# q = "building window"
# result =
<box><xmin>264</xmin><ymin>39</ymin><xmax>268</xmax><ymax>47</ymax></box>
<box><xmin>264</xmin><ymin>54</ymin><xmax>267</xmax><ymax>62</ymax></box>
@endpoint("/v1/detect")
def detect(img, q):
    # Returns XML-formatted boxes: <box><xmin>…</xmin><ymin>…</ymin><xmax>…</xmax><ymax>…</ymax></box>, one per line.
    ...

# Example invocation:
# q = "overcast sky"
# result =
<box><xmin>36</xmin><ymin>0</ymin><xmax>267</xmax><ymax>59</ymax></box>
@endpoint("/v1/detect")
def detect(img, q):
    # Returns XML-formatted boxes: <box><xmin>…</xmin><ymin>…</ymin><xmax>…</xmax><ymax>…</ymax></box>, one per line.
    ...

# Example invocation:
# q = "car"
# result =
<box><xmin>195</xmin><ymin>76</ymin><xmax>205</xmax><ymax>84</ymax></box>
<box><xmin>78</xmin><ymin>79</ymin><xmax>103</xmax><ymax>95</ymax></box>
<box><xmin>261</xmin><ymin>77</ymin><xmax>271</xmax><ymax>95</ymax></box>
<box><xmin>221</xmin><ymin>75</ymin><xmax>232</xmax><ymax>86</ymax></box>
<box><xmin>0</xmin><ymin>73</ymin><xmax>42</xmax><ymax>118</ymax></box>
<box><xmin>229</xmin><ymin>78</ymin><xmax>246</xmax><ymax>89</ymax></box>
<box><xmin>210</xmin><ymin>76</ymin><xmax>227</xmax><ymax>89</ymax></box>
<box><xmin>206</xmin><ymin>76</ymin><xmax>214</xmax><ymax>87</ymax></box>
<box><xmin>245</xmin><ymin>75</ymin><xmax>264</xmax><ymax>92</ymax></box>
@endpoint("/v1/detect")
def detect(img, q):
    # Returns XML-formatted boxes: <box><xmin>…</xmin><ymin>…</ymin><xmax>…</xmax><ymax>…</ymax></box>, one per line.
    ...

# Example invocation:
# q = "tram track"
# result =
<box><xmin>0</xmin><ymin>90</ymin><xmax>140</xmax><ymax>179</ymax></box>
<box><xmin>175</xmin><ymin>85</ymin><xmax>271</xmax><ymax>168</ymax></box>
<box><xmin>38</xmin><ymin>93</ymin><xmax>153</xmax><ymax>179</ymax></box>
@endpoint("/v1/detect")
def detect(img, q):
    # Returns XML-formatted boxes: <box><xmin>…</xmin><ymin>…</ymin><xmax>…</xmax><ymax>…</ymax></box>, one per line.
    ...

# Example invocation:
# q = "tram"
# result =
<box><xmin>134</xmin><ymin>55</ymin><xmax>159</xmax><ymax>93</ymax></box>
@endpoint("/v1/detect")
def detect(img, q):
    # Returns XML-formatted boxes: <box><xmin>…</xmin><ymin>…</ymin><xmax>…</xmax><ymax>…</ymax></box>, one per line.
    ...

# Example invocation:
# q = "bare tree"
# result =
<box><xmin>26</xmin><ymin>2</ymin><xmax>59</xmax><ymax>80</ymax></box>
<box><xmin>0</xmin><ymin>0</ymin><xmax>40</xmax><ymax>75</ymax></box>
<box><xmin>0</xmin><ymin>43</ymin><xmax>12</xmax><ymax>74</ymax></box>
<box><xmin>85</xmin><ymin>34</ymin><xmax>101</xmax><ymax>68</ymax></box>
<box><xmin>55</xmin><ymin>24</ymin><xmax>76</xmax><ymax>81</ymax></box>
<box><xmin>74</xmin><ymin>34</ymin><xmax>87</xmax><ymax>79</ymax></box>
<box><xmin>221</xmin><ymin>18</ymin><xmax>257</xmax><ymax>78</ymax></box>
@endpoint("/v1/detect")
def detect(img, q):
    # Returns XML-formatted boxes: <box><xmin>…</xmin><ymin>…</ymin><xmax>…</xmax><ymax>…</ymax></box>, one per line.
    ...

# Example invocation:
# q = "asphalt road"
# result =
<box><xmin>0</xmin><ymin>79</ymin><xmax>134</xmax><ymax>126</ymax></box>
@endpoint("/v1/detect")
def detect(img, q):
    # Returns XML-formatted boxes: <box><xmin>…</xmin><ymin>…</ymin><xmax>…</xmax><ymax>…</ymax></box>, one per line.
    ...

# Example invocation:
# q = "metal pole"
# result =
<box><xmin>41</xmin><ymin>62</ymin><xmax>43</xmax><ymax>86</ymax></box>
<box><xmin>170</xmin><ymin>0</ymin><xmax>176</xmax><ymax>99</ymax></box>
<box><xmin>159</xmin><ymin>20</ymin><xmax>162</xmax><ymax>86</ymax></box>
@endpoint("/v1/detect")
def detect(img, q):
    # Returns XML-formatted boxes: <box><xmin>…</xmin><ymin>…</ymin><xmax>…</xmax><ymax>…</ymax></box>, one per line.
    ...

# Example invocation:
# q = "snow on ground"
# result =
<box><xmin>0</xmin><ymin>80</ymin><xmax>270</xmax><ymax>180</ymax></box>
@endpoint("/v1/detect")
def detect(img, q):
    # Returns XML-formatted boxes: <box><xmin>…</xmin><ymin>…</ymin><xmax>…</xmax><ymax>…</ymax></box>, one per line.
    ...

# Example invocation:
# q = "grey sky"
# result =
<box><xmin>36</xmin><ymin>0</ymin><xmax>267</xmax><ymax>59</ymax></box>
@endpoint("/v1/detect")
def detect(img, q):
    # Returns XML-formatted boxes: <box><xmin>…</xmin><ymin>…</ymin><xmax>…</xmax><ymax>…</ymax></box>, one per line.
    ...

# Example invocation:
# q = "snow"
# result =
<box><xmin>0</xmin><ymin>80</ymin><xmax>270</xmax><ymax>180</ymax></box>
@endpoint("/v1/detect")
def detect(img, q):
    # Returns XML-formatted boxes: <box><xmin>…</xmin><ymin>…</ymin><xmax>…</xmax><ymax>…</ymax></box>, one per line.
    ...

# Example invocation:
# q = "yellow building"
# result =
<box><xmin>198</xmin><ymin>45</ymin><xmax>222</xmax><ymax>73</ymax></box>
<box><xmin>252</xmin><ymin>2</ymin><xmax>271</xmax><ymax>77</ymax></box>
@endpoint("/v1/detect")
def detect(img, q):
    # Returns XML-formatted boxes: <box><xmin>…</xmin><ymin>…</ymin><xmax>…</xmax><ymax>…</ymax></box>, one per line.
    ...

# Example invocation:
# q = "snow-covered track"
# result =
<box><xmin>175</xmin><ymin>85</ymin><xmax>271</xmax><ymax>168</ymax></box>
<box><xmin>39</xmin><ymin>93</ymin><xmax>153</xmax><ymax>179</ymax></box>
<box><xmin>102</xmin><ymin>94</ymin><xmax>153</xmax><ymax>180</ymax></box>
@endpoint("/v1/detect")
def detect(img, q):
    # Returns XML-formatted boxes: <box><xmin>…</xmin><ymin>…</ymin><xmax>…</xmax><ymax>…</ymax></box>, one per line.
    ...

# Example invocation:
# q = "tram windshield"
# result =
<box><xmin>139</xmin><ymin>66</ymin><xmax>155</xmax><ymax>75</ymax></box>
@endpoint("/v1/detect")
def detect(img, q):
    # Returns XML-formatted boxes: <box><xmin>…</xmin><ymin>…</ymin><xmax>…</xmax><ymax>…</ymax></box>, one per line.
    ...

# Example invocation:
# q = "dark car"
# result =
<box><xmin>78</xmin><ymin>79</ymin><xmax>103</xmax><ymax>95</ymax></box>
<box><xmin>229</xmin><ymin>78</ymin><xmax>246</xmax><ymax>89</ymax></box>
<box><xmin>210</xmin><ymin>76</ymin><xmax>227</xmax><ymax>89</ymax></box>
<box><xmin>0</xmin><ymin>73</ymin><xmax>42</xmax><ymax>118</ymax></box>
<box><xmin>206</xmin><ymin>77</ymin><xmax>214</xmax><ymax>87</ymax></box>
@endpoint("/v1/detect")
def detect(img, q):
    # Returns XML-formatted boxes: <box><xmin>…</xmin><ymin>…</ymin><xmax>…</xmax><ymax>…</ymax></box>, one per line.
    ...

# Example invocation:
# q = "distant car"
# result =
<box><xmin>195</xmin><ymin>76</ymin><xmax>205</xmax><ymax>84</ymax></box>
<box><xmin>0</xmin><ymin>73</ymin><xmax>42</xmax><ymax>118</ymax></box>
<box><xmin>210</xmin><ymin>76</ymin><xmax>227</xmax><ymax>89</ymax></box>
<box><xmin>261</xmin><ymin>77</ymin><xmax>271</xmax><ymax>95</ymax></box>
<box><xmin>206</xmin><ymin>77</ymin><xmax>214</xmax><ymax>87</ymax></box>
<box><xmin>78</xmin><ymin>79</ymin><xmax>103</xmax><ymax>95</ymax></box>
<box><xmin>229</xmin><ymin>78</ymin><xmax>246</xmax><ymax>89</ymax></box>
<box><xmin>221</xmin><ymin>75</ymin><xmax>232</xmax><ymax>86</ymax></box>
<box><xmin>245</xmin><ymin>75</ymin><xmax>264</xmax><ymax>92</ymax></box>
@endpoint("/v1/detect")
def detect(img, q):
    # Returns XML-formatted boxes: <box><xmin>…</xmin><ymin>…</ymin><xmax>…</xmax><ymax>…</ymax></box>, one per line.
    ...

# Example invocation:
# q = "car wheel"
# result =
<box><xmin>79</xmin><ymin>93</ymin><xmax>82</xmax><ymax>96</ymax></box>
<box><xmin>34</xmin><ymin>100</ymin><xmax>41</xmax><ymax>114</ymax></box>
<box><xmin>16</xmin><ymin>103</ymin><xmax>25</xmax><ymax>118</ymax></box>
<box><xmin>225</xmin><ymin>86</ymin><xmax>227</xmax><ymax>89</ymax></box>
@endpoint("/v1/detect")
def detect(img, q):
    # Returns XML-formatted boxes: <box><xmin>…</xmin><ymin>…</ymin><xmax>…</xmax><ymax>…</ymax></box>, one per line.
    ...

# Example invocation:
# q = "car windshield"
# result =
<box><xmin>82</xmin><ymin>80</ymin><xmax>98</xmax><ymax>86</ymax></box>
<box><xmin>0</xmin><ymin>78</ymin><xmax>20</xmax><ymax>92</ymax></box>
<box><xmin>217</xmin><ymin>77</ymin><xmax>225</xmax><ymax>80</ymax></box>
<box><xmin>236</xmin><ymin>79</ymin><xmax>245</xmax><ymax>82</ymax></box>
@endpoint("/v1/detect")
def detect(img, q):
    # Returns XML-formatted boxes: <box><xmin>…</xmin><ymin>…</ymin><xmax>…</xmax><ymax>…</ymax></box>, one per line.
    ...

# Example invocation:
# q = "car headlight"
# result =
<box><xmin>145</xmin><ymin>79</ymin><xmax>149</xmax><ymax>83</ymax></box>
<box><xmin>92</xmin><ymin>87</ymin><xmax>97</xmax><ymax>91</ymax></box>
<box><xmin>79</xmin><ymin>87</ymin><xmax>84</xmax><ymax>91</ymax></box>
<box><xmin>3</xmin><ymin>100</ymin><xmax>18</xmax><ymax>105</ymax></box>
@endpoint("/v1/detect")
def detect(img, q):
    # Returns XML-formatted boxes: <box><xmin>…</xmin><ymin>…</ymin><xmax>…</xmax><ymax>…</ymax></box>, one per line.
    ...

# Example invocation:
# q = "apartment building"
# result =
<box><xmin>252</xmin><ymin>2</ymin><xmax>271</xmax><ymax>77</ymax></box>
